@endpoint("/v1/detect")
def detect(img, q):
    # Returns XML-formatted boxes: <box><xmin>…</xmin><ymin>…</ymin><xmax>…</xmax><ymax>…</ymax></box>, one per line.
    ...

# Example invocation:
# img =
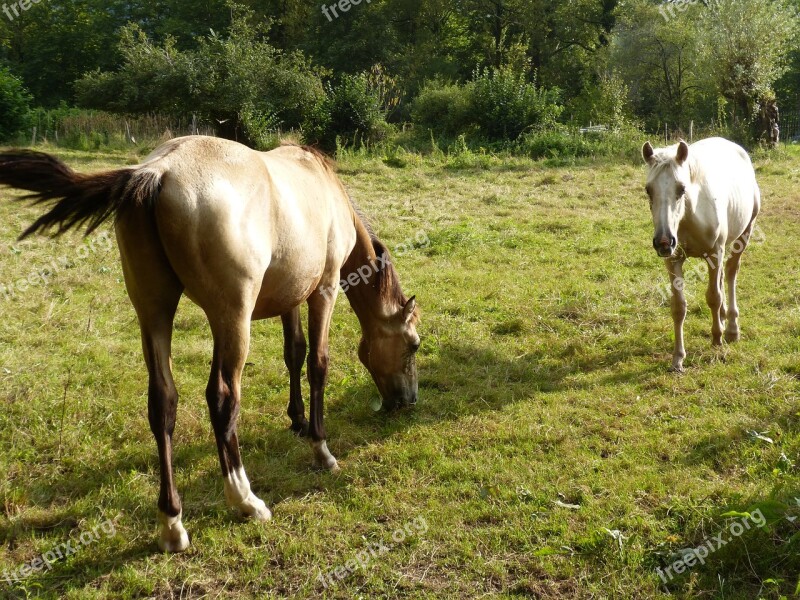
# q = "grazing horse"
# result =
<box><xmin>641</xmin><ymin>137</ymin><xmax>760</xmax><ymax>371</ymax></box>
<box><xmin>0</xmin><ymin>136</ymin><xmax>420</xmax><ymax>552</ymax></box>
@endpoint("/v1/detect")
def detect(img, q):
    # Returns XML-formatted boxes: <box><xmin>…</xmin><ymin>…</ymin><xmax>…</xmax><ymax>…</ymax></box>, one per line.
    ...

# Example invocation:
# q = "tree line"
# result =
<box><xmin>0</xmin><ymin>0</ymin><xmax>797</xmax><ymax>151</ymax></box>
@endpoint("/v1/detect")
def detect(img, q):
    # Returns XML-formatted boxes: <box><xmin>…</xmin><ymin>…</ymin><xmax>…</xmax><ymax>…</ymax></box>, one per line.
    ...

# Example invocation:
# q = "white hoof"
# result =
<box><xmin>312</xmin><ymin>440</ymin><xmax>340</xmax><ymax>472</ymax></box>
<box><xmin>224</xmin><ymin>467</ymin><xmax>272</xmax><ymax>521</ymax></box>
<box><xmin>158</xmin><ymin>511</ymin><xmax>190</xmax><ymax>553</ymax></box>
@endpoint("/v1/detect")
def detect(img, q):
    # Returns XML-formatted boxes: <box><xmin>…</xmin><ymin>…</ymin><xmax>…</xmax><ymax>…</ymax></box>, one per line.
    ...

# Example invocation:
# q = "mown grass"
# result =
<box><xmin>0</xmin><ymin>142</ymin><xmax>798</xmax><ymax>599</ymax></box>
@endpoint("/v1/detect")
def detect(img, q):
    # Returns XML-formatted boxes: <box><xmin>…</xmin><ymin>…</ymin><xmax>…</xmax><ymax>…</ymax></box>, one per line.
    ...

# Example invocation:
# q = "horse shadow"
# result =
<box><xmin>1</xmin><ymin>332</ymin><xmax>663</xmax><ymax>597</ymax></box>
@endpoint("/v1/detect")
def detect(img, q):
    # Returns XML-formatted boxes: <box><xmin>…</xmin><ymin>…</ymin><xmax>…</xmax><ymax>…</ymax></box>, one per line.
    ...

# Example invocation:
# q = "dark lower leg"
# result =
<box><xmin>148</xmin><ymin>374</ymin><xmax>181</xmax><ymax>517</ymax></box>
<box><xmin>282</xmin><ymin>308</ymin><xmax>308</xmax><ymax>435</ymax></box>
<box><xmin>306</xmin><ymin>295</ymin><xmax>338</xmax><ymax>470</ymax></box>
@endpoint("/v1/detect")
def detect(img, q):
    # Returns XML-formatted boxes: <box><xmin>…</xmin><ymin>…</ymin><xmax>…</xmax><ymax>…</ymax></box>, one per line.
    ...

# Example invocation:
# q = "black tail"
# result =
<box><xmin>0</xmin><ymin>150</ymin><xmax>162</xmax><ymax>240</ymax></box>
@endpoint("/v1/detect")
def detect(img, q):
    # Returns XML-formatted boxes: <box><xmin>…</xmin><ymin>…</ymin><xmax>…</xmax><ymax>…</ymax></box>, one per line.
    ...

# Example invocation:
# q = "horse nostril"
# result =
<box><xmin>670</xmin><ymin>236</ymin><xmax>677</xmax><ymax>249</ymax></box>
<box><xmin>652</xmin><ymin>238</ymin><xmax>659</xmax><ymax>250</ymax></box>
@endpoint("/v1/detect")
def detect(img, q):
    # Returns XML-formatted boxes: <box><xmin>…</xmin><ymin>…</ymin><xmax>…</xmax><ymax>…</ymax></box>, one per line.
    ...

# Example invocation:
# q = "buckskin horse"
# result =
<box><xmin>642</xmin><ymin>137</ymin><xmax>760</xmax><ymax>372</ymax></box>
<box><xmin>0</xmin><ymin>136</ymin><xmax>421</xmax><ymax>552</ymax></box>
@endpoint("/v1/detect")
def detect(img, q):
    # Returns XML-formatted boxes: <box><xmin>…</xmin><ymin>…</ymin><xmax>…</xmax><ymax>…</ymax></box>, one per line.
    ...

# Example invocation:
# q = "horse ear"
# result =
<box><xmin>642</xmin><ymin>141</ymin><xmax>655</xmax><ymax>166</ymax></box>
<box><xmin>403</xmin><ymin>296</ymin><xmax>416</xmax><ymax>323</ymax></box>
<box><xmin>676</xmin><ymin>140</ymin><xmax>689</xmax><ymax>165</ymax></box>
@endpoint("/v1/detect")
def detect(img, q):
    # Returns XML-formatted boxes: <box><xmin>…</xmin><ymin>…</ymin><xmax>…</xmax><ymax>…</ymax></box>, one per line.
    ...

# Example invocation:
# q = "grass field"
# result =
<box><xmin>0</xmin><ymin>143</ymin><xmax>798</xmax><ymax>599</ymax></box>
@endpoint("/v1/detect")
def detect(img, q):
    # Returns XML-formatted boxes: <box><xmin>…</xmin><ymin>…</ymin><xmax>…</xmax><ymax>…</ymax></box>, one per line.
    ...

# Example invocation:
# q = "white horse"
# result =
<box><xmin>642</xmin><ymin>137</ymin><xmax>761</xmax><ymax>371</ymax></box>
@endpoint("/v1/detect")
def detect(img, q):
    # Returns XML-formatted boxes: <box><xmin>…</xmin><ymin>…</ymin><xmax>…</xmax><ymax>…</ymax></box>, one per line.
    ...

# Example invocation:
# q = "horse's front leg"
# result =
<box><xmin>666</xmin><ymin>257</ymin><xmax>687</xmax><ymax>372</ymax></box>
<box><xmin>706</xmin><ymin>249</ymin><xmax>725</xmax><ymax>347</ymax></box>
<box><xmin>281</xmin><ymin>306</ymin><xmax>309</xmax><ymax>435</ymax></box>
<box><xmin>306</xmin><ymin>287</ymin><xmax>340</xmax><ymax>472</ymax></box>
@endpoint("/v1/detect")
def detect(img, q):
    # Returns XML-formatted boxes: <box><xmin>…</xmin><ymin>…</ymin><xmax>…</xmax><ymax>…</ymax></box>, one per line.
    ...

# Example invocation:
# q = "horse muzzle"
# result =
<box><xmin>653</xmin><ymin>234</ymin><xmax>677</xmax><ymax>257</ymax></box>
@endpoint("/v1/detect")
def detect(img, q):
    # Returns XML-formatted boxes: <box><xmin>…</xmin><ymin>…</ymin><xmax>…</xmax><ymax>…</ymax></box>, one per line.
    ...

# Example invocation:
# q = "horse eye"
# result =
<box><xmin>677</xmin><ymin>185</ymin><xmax>686</xmax><ymax>197</ymax></box>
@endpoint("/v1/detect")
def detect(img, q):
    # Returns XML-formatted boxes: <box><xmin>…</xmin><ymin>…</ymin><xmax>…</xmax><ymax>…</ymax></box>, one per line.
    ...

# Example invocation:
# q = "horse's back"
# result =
<box><xmin>127</xmin><ymin>136</ymin><xmax>355</xmax><ymax>318</ymax></box>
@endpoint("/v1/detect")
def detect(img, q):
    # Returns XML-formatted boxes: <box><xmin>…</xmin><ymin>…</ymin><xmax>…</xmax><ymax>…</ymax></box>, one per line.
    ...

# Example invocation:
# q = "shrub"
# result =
<box><xmin>305</xmin><ymin>73</ymin><xmax>392</xmax><ymax>151</ymax></box>
<box><xmin>75</xmin><ymin>13</ymin><xmax>325</xmax><ymax>145</ymax></box>
<box><xmin>468</xmin><ymin>65</ymin><xmax>563</xmax><ymax>140</ymax></box>
<box><xmin>409</xmin><ymin>64</ymin><xmax>563</xmax><ymax>143</ymax></box>
<box><xmin>410</xmin><ymin>80</ymin><xmax>474</xmax><ymax>138</ymax></box>
<box><xmin>0</xmin><ymin>68</ymin><xmax>32</xmax><ymax>142</ymax></box>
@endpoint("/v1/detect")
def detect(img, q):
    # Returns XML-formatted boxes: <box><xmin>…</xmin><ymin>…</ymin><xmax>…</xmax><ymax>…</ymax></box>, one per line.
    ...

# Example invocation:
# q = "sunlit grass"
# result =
<box><xmin>0</xmin><ymin>143</ymin><xmax>798</xmax><ymax>599</ymax></box>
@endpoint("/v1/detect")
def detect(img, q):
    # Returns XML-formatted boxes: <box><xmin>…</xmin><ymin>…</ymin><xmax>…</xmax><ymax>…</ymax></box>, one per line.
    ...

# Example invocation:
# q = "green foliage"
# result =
<box><xmin>410</xmin><ymin>80</ymin><xmax>474</xmax><ymax>138</ymax></box>
<box><xmin>516</xmin><ymin>125</ymin><xmax>643</xmax><ymax>162</ymax></box>
<box><xmin>411</xmin><ymin>64</ymin><xmax>563</xmax><ymax>142</ymax></box>
<box><xmin>0</xmin><ymin>67</ymin><xmax>31</xmax><ymax>141</ymax></box>
<box><xmin>698</xmin><ymin>0</ymin><xmax>798</xmax><ymax>139</ymax></box>
<box><xmin>468</xmin><ymin>65</ymin><xmax>562</xmax><ymax>139</ymax></box>
<box><xmin>75</xmin><ymin>12</ymin><xmax>324</xmax><ymax>143</ymax></box>
<box><xmin>304</xmin><ymin>73</ymin><xmax>392</xmax><ymax>151</ymax></box>
<box><xmin>568</xmin><ymin>73</ymin><xmax>636</xmax><ymax>130</ymax></box>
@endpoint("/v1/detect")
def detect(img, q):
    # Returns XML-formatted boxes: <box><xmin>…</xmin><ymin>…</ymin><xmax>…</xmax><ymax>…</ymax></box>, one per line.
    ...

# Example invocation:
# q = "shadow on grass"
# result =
<box><xmin>650</xmin><ymin>402</ymin><xmax>800</xmax><ymax>598</ymax></box>
<box><xmin>0</xmin><ymin>332</ymin><xmax>663</xmax><ymax>597</ymax></box>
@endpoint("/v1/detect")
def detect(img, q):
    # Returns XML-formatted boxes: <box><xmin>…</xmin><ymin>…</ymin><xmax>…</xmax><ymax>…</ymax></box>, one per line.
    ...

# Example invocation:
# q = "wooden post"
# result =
<box><xmin>690</xmin><ymin>120</ymin><xmax>693</xmax><ymax>142</ymax></box>
<box><xmin>31</xmin><ymin>127</ymin><xmax>36</xmax><ymax>146</ymax></box>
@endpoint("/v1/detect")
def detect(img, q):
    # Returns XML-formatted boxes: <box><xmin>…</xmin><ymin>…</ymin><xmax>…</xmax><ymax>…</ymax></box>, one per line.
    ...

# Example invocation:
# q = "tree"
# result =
<box><xmin>699</xmin><ymin>0</ymin><xmax>797</xmax><ymax>135</ymax></box>
<box><xmin>0</xmin><ymin>66</ymin><xmax>31</xmax><ymax>141</ymax></box>
<box><xmin>610</xmin><ymin>0</ymin><xmax>709</xmax><ymax>130</ymax></box>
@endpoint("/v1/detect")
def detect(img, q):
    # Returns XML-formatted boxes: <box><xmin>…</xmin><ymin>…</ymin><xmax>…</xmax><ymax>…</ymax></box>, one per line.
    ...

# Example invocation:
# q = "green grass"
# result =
<box><xmin>0</xmin><ymin>143</ymin><xmax>798</xmax><ymax>599</ymax></box>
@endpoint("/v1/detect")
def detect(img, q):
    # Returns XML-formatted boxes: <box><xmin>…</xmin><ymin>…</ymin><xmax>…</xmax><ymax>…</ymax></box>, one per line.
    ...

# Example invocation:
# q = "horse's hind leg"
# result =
<box><xmin>116</xmin><ymin>217</ymin><xmax>188</xmax><ymax>552</ymax></box>
<box><xmin>206</xmin><ymin>311</ymin><xmax>271</xmax><ymax>522</ymax></box>
<box><xmin>281</xmin><ymin>306</ymin><xmax>308</xmax><ymax>435</ymax></box>
<box><xmin>724</xmin><ymin>220</ymin><xmax>755</xmax><ymax>343</ymax></box>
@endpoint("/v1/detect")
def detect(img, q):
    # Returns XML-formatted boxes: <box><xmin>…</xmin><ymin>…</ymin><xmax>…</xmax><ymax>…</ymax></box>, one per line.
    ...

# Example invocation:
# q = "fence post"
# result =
<box><xmin>31</xmin><ymin>127</ymin><xmax>37</xmax><ymax>146</ymax></box>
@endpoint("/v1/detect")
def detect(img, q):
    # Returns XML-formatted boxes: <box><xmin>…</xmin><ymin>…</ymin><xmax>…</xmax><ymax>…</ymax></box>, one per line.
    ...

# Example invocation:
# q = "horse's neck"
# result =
<box><xmin>340</xmin><ymin>219</ymin><xmax>383</xmax><ymax>328</ymax></box>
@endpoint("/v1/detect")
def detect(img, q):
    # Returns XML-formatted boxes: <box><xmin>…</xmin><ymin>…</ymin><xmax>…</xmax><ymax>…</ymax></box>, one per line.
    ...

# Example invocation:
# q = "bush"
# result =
<box><xmin>305</xmin><ymin>73</ymin><xmax>392</xmax><ymax>151</ymax></box>
<box><xmin>0</xmin><ymin>68</ymin><xmax>32</xmax><ymax>142</ymax></box>
<box><xmin>75</xmin><ymin>12</ymin><xmax>325</xmax><ymax>145</ymax></box>
<box><xmin>410</xmin><ymin>80</ymin><xmax>474</xmax><ymax>138</ymax></box>
<box><xmin>468</xmin><ymin>65</ymin><xmax>562</xmax><ymax>139</ymax></box>
<box><xmin>409</xmin><ymin>64</ymin><xmax>563</xmax><ymax>143</ymax></box>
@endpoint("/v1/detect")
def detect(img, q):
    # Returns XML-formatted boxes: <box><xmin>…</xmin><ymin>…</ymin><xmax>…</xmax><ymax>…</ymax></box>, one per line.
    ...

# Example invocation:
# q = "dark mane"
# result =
<box><xmin>347</xmin><ymin>195</ymin><xmax>418</xmax><ymax>319</ymax></box>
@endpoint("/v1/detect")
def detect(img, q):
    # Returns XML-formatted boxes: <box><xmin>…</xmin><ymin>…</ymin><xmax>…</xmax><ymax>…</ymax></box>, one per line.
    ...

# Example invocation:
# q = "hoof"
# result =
<box><xmin>158</xmin><ymin>512</ymin><xmax>190</xmax><ymax>553</ymax></box>
<box><xmin>312</xmin><ymin>440</ymin><xmax>340</xmax><ymax>472</ymax></box>
<box><xmin>669</xmin><ymin>363</ymin><xmax>685</xmax><ymax>374</ymax></box>
<box><xmin>241</xmin><ymin>495</ymin><xmax>272</xmax><ymax>522</ymax></box>
<box><xmin>224</xmin><ymin>468</ymin><xmax>272</xmax><ymax>522</ymax></box>
<box><xmin>724</xmin><ymin>330</ymin><xmax>740</xmax><ymax>343</ymax></box>
<box><xmin>289</xmin><ymin>420</ymin><xmax>309</xmax><ymax>437</ymax></box>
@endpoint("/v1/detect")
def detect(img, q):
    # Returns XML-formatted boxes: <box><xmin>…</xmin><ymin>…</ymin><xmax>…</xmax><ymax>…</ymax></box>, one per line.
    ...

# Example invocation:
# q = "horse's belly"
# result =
<box><xmin>251</xmin><ymin>261</ymin><xmax>323</xmax><ymax>319</ymax></box>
